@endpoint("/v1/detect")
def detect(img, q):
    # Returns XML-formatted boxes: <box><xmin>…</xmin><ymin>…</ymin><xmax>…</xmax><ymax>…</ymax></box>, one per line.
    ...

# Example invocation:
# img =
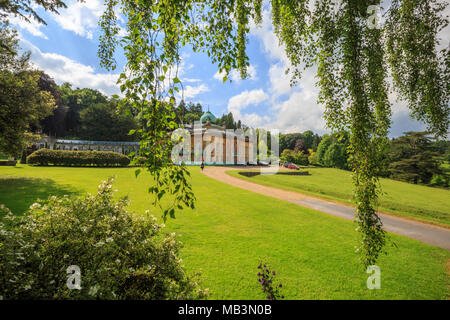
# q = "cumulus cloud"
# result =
<box><xmin>21</xmin><ymin>40</ymin><xmax>120</xmax><ymax>96</ymax></box>
<box><xmin>227</xmin><ymin>89</ymin><xmax>269</xmax><ymax>127</ymax></box>
<box><xmin>228</xmin><ymin>89</ymin><xmax>268</xmax><ymax>112</ymax></box>
<box><xmin>9</xmin><ymin>16</ymin><xmax>48</xmax><ymax>39</ymax></box>
<box><xmin>182</xmin><ymin>84</ymin><xmax>210</xmax><ymax>99</ymax></box>
<box><xmin>213</xmin><ymin>65</ymin><xmax>258</xmax><ymax>82</ymax></box>
<box><xmin>51</xmin><ymin>0</ymin><xmax>105</xmax><ymax>39</ymax></box>
<box><xmin>250</xmin><ymin>9</ymin><xmax>324</xmax><ymax>133</ymax></box>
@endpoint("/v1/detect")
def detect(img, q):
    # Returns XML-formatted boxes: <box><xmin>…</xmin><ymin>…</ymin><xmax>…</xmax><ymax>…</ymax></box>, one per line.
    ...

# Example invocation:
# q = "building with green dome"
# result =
<box><xmin>182</xmin><ymin>111</ymin><xmax>255</xmax><ymax>165</ymax></box>
<box><xmin>200</xmin><ymin>111</ymin><xmax>217</xmax><ymax>124</ymax></box>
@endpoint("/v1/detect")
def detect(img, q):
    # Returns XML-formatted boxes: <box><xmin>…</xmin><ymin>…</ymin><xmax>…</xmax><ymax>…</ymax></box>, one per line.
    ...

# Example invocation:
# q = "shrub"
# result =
<box><xmin>293</xmin><ymin>151</ymin><xmax>309</xmax><ymax>166</ymax></box>
<box><xmin>27</xmin><ymin>149</ymin><xmax>130</xmax><ymax>167</ymax></box>
<box><xmin>429</xmin><ymin>174</ymin><xmax>449</xmax><ymax>188</ymax></box>
<box><xmin>0</xmin><ymin>160</ymin><xmax>16</xmax><ymax>166</ymax></box>
<box><xmin>323</xmin><ymin>143</ymin><xmax>348</xmax><ymax>170</ymax></box>
<box><xmin>0</xmin><ymin>178</ymin><xmax>208</xmax><ymax>300</ymax></box>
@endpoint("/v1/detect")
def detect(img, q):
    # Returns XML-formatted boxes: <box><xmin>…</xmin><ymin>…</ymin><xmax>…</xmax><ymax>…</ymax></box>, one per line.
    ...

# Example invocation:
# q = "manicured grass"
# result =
<box><xmin>0</xmin><ymin>165</ymin><xmax>448</xmax><ymax>299</ymax></box>
<box><xmin>228</xmin><ymin>167</ymin><xmax>450</xmax><ymax>227</ymax></box>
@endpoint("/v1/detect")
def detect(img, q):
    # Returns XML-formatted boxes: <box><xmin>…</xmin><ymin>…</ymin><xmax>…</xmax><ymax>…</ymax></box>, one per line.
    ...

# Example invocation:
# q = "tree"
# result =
<box><xmin>280</xmin><ymin>133</ymin><xmax>304</xmax><ymax>152</ymax></box>
<box><xmin>281</xmin><ymin>149</ymin><xmax>295</xmax><ymax>163</ymax></box>
<box><xmin>388</xmin><ymin>132</ymin><xmax>442</xmax><ymax>184</ymax></box>
<box><xmin>78</xmin><ymin>102</ymin><xmax>138</xmax><ymax>141</ymax></box>
<box><xmin>183</xmin><ymin>113</ymin><xmax>200</xmax><ymax>124</ymax></box>
<box><xmin>100</xmin><ymin>0</ymin><xmax>449</xmax><ymax>266</ymax></box>
<box><xmin>0</xmin><ymin>24</ymin><xmax>55</xmax><ymax>156</ymax></box>
<box><xmin>0</xmin><ymin>21</ymin><xmax>29</xmax><ymax>70</ymax></box>
<box><xmin>0</xmin><ymin>70</ymin><xmax>55</xmax><ymax>156</ymax></box>
<box><xmin>323</xmin><ymin>143</ymin><xmax>348</xmax><ymax>170</ymax></box>
<box><xmin>67</xmin><ymin>87</ymin><xmax>109</xmax><ymax>136</ymax></box>
<box><xmin>0</xmin><ymin>0</ymin><xmax>72</xmax><ymax>25</ymax></box>
<box><xmin>293</xmin><ymin>151</ymin><xmax>309</xmax><ymax>166</ymax></box>
<box><xmin>316</xmin><ymin>135</ymin><xmax>333</xmax><ymax>165</ymax></box>
<box><xmin>293</xmin><ymin>138</ymin><xmax>305</xmax><ymax>153</ymax></box>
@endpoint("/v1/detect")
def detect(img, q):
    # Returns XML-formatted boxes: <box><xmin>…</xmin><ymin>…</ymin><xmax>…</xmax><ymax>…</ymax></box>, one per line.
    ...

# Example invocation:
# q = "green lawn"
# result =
<box><xmin>228</xmin><ymin>167</ymin><xmax>450</xmax><ymax>227</ymax></box>
<box><xmin>0</xmin><ymin>165</ymin><xmax>448</xmax><ymax>299</ymax></box>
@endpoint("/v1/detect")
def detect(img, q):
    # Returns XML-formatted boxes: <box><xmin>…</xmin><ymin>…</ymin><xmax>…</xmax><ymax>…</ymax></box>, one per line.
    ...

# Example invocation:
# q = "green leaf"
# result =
<box><xmin>135</xmin><ymin>169</ymin><xmax>141</xmax><ymax>178</ymax></box>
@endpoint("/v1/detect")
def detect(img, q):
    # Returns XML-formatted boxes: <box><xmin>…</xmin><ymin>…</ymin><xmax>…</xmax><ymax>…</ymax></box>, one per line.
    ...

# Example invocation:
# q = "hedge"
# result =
<box><xmin>0</xmin><ymin>160</ymin><xmax>17</xmax><ymax>166</ymax></box>
<box><xmin>27</xmin><ymin>149</ymin><xmax>130</xmax><ymax>167</ymax></box>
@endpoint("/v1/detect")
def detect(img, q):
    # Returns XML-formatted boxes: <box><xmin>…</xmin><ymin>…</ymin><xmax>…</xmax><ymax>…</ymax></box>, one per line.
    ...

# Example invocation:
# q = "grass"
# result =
<box><xmin>0</xmin><ymin>164</ymin><xmax>449</xmax><ymax>299</ymax></box>
<box><xmin>228</xmin><ymin>167</ymin><xmax>450</xmax><ymax>227</ymax></box>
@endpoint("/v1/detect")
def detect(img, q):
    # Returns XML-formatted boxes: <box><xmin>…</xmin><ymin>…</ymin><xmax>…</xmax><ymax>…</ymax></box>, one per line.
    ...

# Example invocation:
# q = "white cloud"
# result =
<box><xmin>226</xmin><ymin>89</ymin><xmax>269</xmax><ymax>127</ymax></box>
<box><xmin>9</xmin><ymin>16</ymin><xmax>48</xmax><ymax>39</ymax></box>
<box><xmin>228</xmin><ymin>89</ymin><xmax>268</xmax><ymax>112</ymax></box>
<box><xmin>182</xmin><ymin>84</ymin><xmax>210</xmax><ymax>99</ymax></box>
<box><xmin>213</xmin><ymin>65</ymin><xmax>258</xmax><ymax>82</ymax></box>
<box><xmin>21</xmin><ymin>40</ymin><xmax>120</xmax><ymax>96</ymax></box>
<box><xmin>249</xmin><ymin>8</ymin><xmax>325</xmax><ymax>132</ymax></box>
<box><xmin>51</xmin><ymin>0</ymin><xmax>105</xmax><ymax>39</ymax></box>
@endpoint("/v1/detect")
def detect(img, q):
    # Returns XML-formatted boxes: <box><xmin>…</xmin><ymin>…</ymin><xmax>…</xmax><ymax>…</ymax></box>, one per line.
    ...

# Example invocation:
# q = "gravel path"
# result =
<box><xmin>202</xmin><ymin>166</ymin><xmax>450</xmax><ymax>250</ymax></box>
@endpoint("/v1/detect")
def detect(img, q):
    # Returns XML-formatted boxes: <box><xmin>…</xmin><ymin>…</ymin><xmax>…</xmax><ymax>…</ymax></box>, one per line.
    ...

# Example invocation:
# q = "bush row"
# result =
<box><xmin>0</xmin><ymin>160</ymin><xmax>17</xmax><ymax>166</ymax></box>
<box><xmin>27</xmin><ymin>149</ymin><xmax>130</xmax><ymax>167</ymax></box>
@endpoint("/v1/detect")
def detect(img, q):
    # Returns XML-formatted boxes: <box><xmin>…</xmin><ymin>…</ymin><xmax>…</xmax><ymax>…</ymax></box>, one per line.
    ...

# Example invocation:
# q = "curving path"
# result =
<box><xmin>202</xmin><ymin>166</ymin><xmax>450</xmax><ymax>250</ymax></box>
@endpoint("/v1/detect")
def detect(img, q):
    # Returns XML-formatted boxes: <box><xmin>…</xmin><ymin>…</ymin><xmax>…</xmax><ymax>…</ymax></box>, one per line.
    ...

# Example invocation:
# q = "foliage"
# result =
<box><xmin>323</xmin><ymin>143</ymin><xmax>348</xmax><ymax>170</ymax></box>
<box><xmin>0</xmin><ymin>0</ymin><xmax>70</xmax><ymax>25</ymax></box>
<box><xmin>0</xmin><ymin>21</ymin><xmax>29</xmax><ymax>70</ymax></box>
<box><xmin>280</xmin><ymin>149</ymin><xmax>295</xmax><ymax>163</ymax></box>
<box><xmin>270</xmin><ymin>0</ymin><xmax>449</xmax><ymax>267</ymax></box>
<box><xmin>388</xmin><ymin>132</ymin><xmax>443</xmax><ymax>184</ymax></box>
<box><xmin>98</xmin><ymin>0</ymin><xmax>264</xmax><ymax>220</ymax></box>
<box><xmin>0</xmin><ymin>70</ymin><xmax>55</xmax><ymax>156</ymax></box>
<box><xmin>0</xmin><ymin>178</ymin><xmax>207</xmax><ymax>299</ymax></box>
<box><xmin>217</xmin><ymin>112</ymin><xmax>243</xmax><ymax>129</ymax></box>
<box><xmin>78</xmin><ymin>102</ymin><xmax>138</xmax><ymax>141</ymax></box>
<box><xmin>0</xmin><ymin>160</ymin><xmax>16</xmax><ymax>166</ymax></box>
<box><xmin>281</xmin><ymin>149</ymin><xmax>310</xmax><ymax>166</ymax></box>
<box><xmin>316</xmin><ymin>135</ymin><xmax>333</xmax><ymax>165</ymax></box>
<box><xmin>27</xmin><ymin>149</ymin><xmax>130</xmax><ymax>167</ymax></box>
<box><xmin>307</xmin><ymin>149</ymin><xmax>318</xmax><ymax>165</ymax></box>
<box><xmin>429</xmin><ymin>174</ymin><xmax>449</xmax><ymax>188</ymax></box>
<box><xmin>316</xmin><ymin>134</ymin><xmax>349</xmax><ymax>169</ymax></box>
<box><xmin>0</xmin><ymin>23</ymin><xmax>55</xmax><ymax>157</ymax></box>
<box><xmin>280</xmin><ymin>131</ymin><xmax>321</xmax><ymax>153</ymax></box>
<box><xmin>257</xmin><ymin>262</ymin><xmax>283</xmax><ymax>300</ymax></box>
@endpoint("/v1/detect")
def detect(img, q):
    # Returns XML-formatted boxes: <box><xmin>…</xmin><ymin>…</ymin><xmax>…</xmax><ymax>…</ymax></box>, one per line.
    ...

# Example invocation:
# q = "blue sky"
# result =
<box><xmin>10</xmin><ymin>0</ymin><xmax>434</xmax><ymax>137</ymax></box>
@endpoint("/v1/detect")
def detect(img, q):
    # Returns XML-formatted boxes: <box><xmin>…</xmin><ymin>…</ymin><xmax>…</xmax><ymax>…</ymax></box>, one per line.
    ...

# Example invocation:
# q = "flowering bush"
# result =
<box><xmin>0</xmin><ymin>178</ymin><xmax>207</xmax><ymax>300</ymax></box>
<box><xmin>257</xmin><ymin>262</ymin><xmax>284</xmax><ymax>300</ymax></box>
<box><xmin>27</xmin><ymin>149</ymin><xmax>130</xmax><ymax>167</ymax></box>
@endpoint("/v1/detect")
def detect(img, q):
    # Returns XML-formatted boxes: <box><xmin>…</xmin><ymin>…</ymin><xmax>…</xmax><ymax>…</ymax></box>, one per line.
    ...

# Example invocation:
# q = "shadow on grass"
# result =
<box><xmin>0</xmin><ymin>177</ymin><xmax>81</xmax><ymax>216</ymax></box>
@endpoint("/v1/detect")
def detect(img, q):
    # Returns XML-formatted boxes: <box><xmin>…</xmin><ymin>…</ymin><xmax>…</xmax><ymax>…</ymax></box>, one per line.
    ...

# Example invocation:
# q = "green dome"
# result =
<box><xmin>200</xmin><ymin>111</ymin><xmax>216</xmax><ymax>124</ymax></box>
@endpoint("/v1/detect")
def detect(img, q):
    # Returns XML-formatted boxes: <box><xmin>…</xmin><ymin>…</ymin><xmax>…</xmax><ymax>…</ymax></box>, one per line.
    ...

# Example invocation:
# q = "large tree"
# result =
<box><xmin>388</xmin><ymin>132</ymin><xmax>443</xmax><ymax>184</ymax></box>
<box><xmin>99</xmin><ymin>0</ymin><xmax>449</xmax><ymax>266</ymax></box>
<box><xmin>0</xmin><ymin>23</ymin><xmax>55</xmax><ymax>157</ymax></box>
<box><xmin>78</xmin><ymin>101</ymin><xmax>138</xmax><ymax>141</ymax></box>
